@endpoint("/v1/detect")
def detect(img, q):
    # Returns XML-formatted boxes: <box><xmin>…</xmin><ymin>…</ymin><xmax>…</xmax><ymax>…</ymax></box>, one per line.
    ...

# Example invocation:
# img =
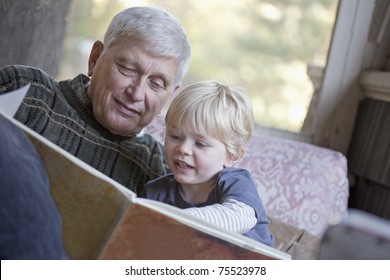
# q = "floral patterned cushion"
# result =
<box><xmin>239</xmin><ymin>134</ymin><xmax>349</xmax><ymax>237</ymax></box>
<box><xmin>144</xmin><ymin>115</ymin><xmax>349</xmax><ymax>238</ymax></box>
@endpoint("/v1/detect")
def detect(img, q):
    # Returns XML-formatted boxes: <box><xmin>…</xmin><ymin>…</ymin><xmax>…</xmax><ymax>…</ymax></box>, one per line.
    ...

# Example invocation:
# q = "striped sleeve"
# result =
<box><xmin>183</xmin><ymin>199</ymin><xmax>257</xmax><ymax>234</ymax></box>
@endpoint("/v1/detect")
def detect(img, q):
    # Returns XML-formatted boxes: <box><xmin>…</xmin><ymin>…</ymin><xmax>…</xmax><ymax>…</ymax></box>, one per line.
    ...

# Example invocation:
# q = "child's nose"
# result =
<box><xmin>177</xmin><ymin>140</ymin><xmax>192</xmax><ymax>155</ymax></box>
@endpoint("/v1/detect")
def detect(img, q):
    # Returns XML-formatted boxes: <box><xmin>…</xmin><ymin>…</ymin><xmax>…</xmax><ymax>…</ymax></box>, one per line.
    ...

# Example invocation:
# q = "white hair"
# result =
<box><xmin>103</xmin><ymin>6</ymin><xmax>191</xmax><ymax>83</ymax></box>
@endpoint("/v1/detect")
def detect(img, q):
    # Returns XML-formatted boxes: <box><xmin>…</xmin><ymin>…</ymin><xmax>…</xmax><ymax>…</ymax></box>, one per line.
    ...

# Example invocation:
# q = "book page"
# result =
<box><xmin>27</xmin><ymin>131</ymin><xmax>134</xmax><ymax>259</ymax></box>
<box><xmin>0</xmin><ymin>84</ymin><xmax>30</xmax><ymax>116</ymax></box>
<box><xmin>0</xmin><ymin>112</ymin><xmax>136</xmax><ymax>259</ymax></box>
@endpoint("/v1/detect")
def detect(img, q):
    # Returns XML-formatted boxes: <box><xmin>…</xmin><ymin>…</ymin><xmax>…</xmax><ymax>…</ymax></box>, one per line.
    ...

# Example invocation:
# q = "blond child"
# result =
<box><xmin>140</xmin><ymin>81</ymin><xmax>274</xmax><ymax>246</ymax></box>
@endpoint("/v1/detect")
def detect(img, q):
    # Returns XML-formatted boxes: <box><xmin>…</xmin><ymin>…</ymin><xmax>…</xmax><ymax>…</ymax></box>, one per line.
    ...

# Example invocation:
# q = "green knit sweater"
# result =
<box><xmin>0</xmin><ymin>65</ymin><xmax>169</xmax><ymax>194</ymax></box>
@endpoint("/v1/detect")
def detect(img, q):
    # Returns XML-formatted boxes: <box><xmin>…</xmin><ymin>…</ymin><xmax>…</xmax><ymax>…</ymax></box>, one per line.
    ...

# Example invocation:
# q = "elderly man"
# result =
<box><xmin>0</xmin><ymin>6</ymin><xmax>191</xmax><ymax>259</ymax></box>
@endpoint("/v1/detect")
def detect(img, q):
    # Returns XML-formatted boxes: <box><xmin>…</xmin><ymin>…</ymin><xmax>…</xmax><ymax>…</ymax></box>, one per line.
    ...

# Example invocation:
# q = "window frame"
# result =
<box><xmin>312</xmin><ymin>0</ymin><xmax>377</xmax><ymax>154</ymax></box>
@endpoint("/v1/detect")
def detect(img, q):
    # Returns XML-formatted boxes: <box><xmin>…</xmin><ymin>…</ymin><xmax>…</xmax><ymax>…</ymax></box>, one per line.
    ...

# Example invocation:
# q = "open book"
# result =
<box><xmin>0</xmin><ymin>85</ymin><xmax>290</xmax><ymax>260</ymax></box>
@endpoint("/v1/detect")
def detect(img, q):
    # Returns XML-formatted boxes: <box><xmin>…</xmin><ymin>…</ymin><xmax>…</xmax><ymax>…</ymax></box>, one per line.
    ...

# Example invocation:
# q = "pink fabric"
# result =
<box><xmin>144</xmin><ymin>116</ymin><xmax>349</xmax><ymax>237</ymax></box>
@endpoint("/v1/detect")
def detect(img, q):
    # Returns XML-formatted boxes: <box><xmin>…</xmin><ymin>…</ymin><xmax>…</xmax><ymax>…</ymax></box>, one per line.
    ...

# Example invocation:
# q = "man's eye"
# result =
<box><xmin>118</xmin><ymin>64</ymin><xmax>136</xmax><ymax>76</ymax></box>
<box><xmin>149</xmin><ymin>79</ymin><xmax>165</xmax><ymax>91</ymax></box>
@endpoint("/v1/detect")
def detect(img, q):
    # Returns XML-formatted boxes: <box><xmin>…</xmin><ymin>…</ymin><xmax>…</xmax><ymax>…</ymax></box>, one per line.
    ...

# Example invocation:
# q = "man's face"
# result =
<box><xmin>87</xmin><ymin>38</ymin><xmax>180</xmax><ymax>136</ymax></box>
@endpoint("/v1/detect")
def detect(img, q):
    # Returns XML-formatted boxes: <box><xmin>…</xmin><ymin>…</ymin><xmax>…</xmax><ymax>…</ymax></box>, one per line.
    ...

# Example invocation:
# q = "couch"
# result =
<box><xmin>145</xmin><ymin>115</ymin><xmax>350</xmax><ymax>259</ymax></box>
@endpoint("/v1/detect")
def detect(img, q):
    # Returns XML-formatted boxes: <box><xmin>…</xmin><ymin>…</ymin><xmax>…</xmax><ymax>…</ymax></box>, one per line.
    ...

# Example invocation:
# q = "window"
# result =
<box><xmin>59</xmin><ymin>0</ymin><xmax>338</xmax><ymax>133</ymax></box>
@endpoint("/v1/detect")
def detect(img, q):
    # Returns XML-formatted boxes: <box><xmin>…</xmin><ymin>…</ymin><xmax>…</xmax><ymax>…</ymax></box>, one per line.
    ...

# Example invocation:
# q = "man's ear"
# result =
<box><xmin>87</xmin><ymin>41</ymin><xmax>104</xmax><ymax>76</ymax></box>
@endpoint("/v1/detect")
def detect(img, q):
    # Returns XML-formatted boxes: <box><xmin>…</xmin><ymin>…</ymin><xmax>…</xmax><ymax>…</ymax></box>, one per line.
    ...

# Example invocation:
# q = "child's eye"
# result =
<box><xmin>169</xmin><ymin>134</ymin><xmax>180</xmax><ymax>141</ymax></box>
<box><xmin>195</xmin><ymin>141</ymin><xmax>208</xmax><ymax>148</ymax></box>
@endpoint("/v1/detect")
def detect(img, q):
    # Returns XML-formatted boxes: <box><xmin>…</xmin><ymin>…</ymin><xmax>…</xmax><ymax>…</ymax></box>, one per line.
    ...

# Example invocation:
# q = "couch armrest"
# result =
<box><xmin>237</xmin><ymin>133</ymin><xmax>349</xmax><ymax>238</ymax></box>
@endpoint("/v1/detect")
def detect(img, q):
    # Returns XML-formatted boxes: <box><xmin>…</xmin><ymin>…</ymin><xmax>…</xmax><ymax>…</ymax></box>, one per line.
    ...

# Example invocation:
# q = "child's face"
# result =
<box><xmin>164</xmin><ymin>125</ymin><xmax>233</xmax><ymax>193</ymax></box>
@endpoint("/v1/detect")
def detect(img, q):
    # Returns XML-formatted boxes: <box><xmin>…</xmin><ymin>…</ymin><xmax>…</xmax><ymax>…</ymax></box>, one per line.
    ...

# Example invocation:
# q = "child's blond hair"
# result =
<box><xmin>165</xmin><ymin>80</ymin><xmax>254</xmax><ymax>162</ymax></box>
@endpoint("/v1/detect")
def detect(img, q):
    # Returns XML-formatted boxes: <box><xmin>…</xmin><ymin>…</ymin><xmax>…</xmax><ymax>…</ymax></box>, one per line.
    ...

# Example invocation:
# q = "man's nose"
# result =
<box><xmin>126</xmin><ymin>78</ymin><xmax>145</xmax><ymax>102</ymax></box>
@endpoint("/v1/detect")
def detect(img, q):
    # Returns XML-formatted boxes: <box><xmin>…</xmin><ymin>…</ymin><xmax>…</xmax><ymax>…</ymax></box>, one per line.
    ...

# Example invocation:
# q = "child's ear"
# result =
<box><xmin>224</xmin><ymin>151</ymin><xmax>243</xmax><ymax>168</ymax></box>
<box><xmin>224</xmin><ymin>160</ymin><xmax>236</xmax><ymax>168</ymax></box>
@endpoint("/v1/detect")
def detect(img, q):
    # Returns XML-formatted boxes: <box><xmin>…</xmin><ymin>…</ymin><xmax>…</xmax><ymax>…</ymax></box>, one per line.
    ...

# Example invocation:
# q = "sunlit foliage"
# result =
<box><xmin>59</xmin><ymin>0</ymin><xmax>338</xmax><ymax>132</ymax></box>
